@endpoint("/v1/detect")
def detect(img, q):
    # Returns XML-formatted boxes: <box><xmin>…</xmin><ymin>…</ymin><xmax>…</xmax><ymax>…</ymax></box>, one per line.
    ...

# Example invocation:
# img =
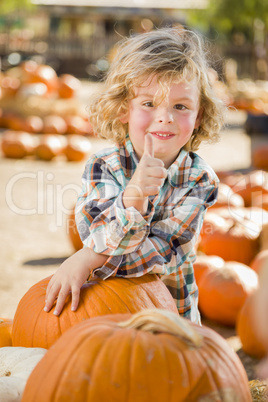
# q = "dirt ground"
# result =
<box><xmin>0</xmin><ymin>100</ymin><xmax>267</xmax><ymax>384</ymax></box>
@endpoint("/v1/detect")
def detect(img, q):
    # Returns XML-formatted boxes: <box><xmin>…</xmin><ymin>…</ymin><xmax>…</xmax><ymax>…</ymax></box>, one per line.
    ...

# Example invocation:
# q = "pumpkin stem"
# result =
<box><xmin>117</xmin><ymin>309</ymin><xmax>202</xmax><ymax>347</ymax></box>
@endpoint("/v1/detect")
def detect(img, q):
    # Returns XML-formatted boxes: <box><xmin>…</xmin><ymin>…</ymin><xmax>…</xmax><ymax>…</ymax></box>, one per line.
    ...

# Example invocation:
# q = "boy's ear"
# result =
<box><xmin>119</xmin><ymin>112</ymin><xmax>129</xmax><ymax>124</ymax></box>
<box><xmin>194</xmin><ymin>107</ymin><xmax>203</xmax><ymax>129</ymax></box>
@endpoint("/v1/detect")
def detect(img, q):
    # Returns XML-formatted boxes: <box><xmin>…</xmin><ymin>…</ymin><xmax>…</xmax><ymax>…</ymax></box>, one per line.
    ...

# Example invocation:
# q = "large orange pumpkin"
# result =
<box><xmin>198</xmin><ymin>261</ymin><xmax>258</xmax><ymax>326</ymax></box>
<box><xmin>12</xmin><ymin>275</ymin><xmax>178</xmax><ymax>349</ymax></box>
<box><xmin>198</xmin><ymin>207</ymin><xmax>267</xmax><ymax>265</ymax></box>
<box><xmin>0</xmin><ymin>318</ymin><xmax>13</xmax><ymax>347</ymax></box>
<box><xmin>193</xmin><ymin>254</ymin><xmax>224</xmax><ymax>287</ymax></box>
<box><xmin>236</xmin><ymin>293</ymin><xmax>267</xmax><ymax>359</ymax></box>
<box><xmin>21</xmin><ymin>309</ymin><xmax>251</xmax><ymax>402</ymax></box>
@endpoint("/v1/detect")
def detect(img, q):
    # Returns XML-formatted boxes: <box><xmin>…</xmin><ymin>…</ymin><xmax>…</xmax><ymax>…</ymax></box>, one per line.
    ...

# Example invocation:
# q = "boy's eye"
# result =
<box><xmin>143</xmin><ymin>101</ymin><xmax>154</xmax><ymax>107</ymax></box>
<box><xmin>174</xmin><ymin>104</ymin><xmax>186</xmax><ymax>110</ymax></box>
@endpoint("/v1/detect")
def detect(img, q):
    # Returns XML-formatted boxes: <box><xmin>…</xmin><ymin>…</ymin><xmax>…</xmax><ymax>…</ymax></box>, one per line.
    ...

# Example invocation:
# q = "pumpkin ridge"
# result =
<box><xmin>154</xmin><ymin>332</ymin><xmax>173</xmax><ymax>400</ymax></box>
<box><xmin>128</xmin><ymin>328</ymin><xmax>142</xmax><ymax>401</ymax></box>
<box><xmin>59</xmin><ymin>295</ymin><xmax>75</xmax><ymax>335</ymax></box>
<box><xmin>138</xmin><ymin>279</ymin><xmax>167</xmax><ymax>308</ymax></box>
<box><xmin>82</xmin><ymin>281</ymin><xmax>113</xmax><ymax>316</ymax></box>
<box><xmin>159</xmin><ymin>334</ymin><xmax>187</xmax><ymax>400</ymax></box>
<box><xmin>95</xmin><ymin>280</ymin><xmax>132</xmax><ymax>313</ymax></box>
<box><xmin>108</xmin><ymin>328</ymin><xmax>134</xmax><ymax>401</ymax></box>
<box><xmin>31</xmin><ymin>301</ymin><xmax>50</xmax><ymax>348</ymax></box>
<box><xmin>13</xmin><ymin>286</ymin><xmax>48</xmax><ymax>346</ymax></box>
<box><xmin>199</xmin><ymin>327</ymin><xmax>249</xmax><ymax>398</ymax></box>
<box><xmin>186</xmin><ymin>337</ymin><xmax>223</xmax><ymax>400</ymax></box>
<box><xmin>87</xmin><ymin>326</ymin><xmax>134</xmax><ymax>401</ymax></box>
<box><xmin>97</xmin><ymin>279</ymin><xmax>134</xmax><ymax>312</ymax></box>
<box><xmin>79</xmin><ymin>327</ymin><xmax>121</xmax><ymax>401</ymax></box>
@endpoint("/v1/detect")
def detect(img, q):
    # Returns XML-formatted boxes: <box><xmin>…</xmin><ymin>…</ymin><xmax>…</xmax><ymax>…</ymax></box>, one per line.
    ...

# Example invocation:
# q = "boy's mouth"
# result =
<box><xmin>150</xmin><ymin>132</ymin><xmax>175</xmax><ymax>139</ymax></box>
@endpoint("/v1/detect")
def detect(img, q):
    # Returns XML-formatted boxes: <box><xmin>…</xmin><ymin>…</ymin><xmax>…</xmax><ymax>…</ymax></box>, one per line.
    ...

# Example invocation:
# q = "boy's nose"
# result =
<box><xmin>156</xmin><ymin>108</ymin><xmax>174</xmax><ymax>124</ymax></box>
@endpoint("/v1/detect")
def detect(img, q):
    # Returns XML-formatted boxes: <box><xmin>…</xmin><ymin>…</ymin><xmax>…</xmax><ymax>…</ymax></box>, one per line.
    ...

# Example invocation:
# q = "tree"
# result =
<box><xmin>188</xmin><ymin>0</ymin><xmax>268</xmax><ymax>43</ymax></box>
<box><xmin>0</xmin><ymin>0</ymin><xmax>33</xmax><ymax>15</ymax></box>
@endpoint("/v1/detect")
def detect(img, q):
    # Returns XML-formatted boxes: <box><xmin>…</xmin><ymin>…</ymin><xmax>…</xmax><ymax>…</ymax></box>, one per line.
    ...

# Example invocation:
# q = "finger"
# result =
<box><xmin>143</xmin><ymin>133</ymin><xmax>154</xmax><ymax>158</ymax></box>
<box><xmin>146</xmin><ymin>166</ymin><xmax>167</xmax><ymax>179</ymax></box>
<box><xmin>45</xmin><ymin>276</ymin><xmax>55</xmax><ymax>297</ymax></box>
<box><xmin>71</xmin><ymin>286</ymin><xmax>81</xmax><ymax>312</ymax></box>
<box><xmin>53</xmin><ymin>287</ymin><xmax>70</xmax><ymax>316</ymax></box>
<box><xmin>145</xmin><ymin>185</ymin><xmax>161</xmax><ymax>196</ymax></box>
<box><xmin>44</xmin><ymin>283</ymin><xmax>61</xmax><ymax>312</ymax></box>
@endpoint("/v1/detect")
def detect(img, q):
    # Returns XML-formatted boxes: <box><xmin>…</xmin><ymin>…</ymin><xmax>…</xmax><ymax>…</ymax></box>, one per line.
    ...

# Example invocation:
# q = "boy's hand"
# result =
<box><xmin>44</xmin><ymin>255</ymin><xmax>90</xmax><ymax>316</ymax></box>
<box><xmin>44</xmin><ymin>248</ymin><xmax>108</xmax><ymax>316</ymax></box>
<box><xmin>123</xmin><ymin>134</ymin><xmax>167</xmax><ymax>213</ymax></box>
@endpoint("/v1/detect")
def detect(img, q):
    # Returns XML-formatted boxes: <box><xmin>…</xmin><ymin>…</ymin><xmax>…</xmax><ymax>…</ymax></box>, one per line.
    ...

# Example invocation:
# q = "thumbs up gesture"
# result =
<box><xmin>123</xmin><ymin>134</ymin><xmax>167</xmax><ymax>214</ymax></box>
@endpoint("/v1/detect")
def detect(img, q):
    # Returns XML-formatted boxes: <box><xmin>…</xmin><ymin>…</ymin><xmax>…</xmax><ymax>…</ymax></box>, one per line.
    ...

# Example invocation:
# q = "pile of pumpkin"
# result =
<box><xmin>0</xmin><ymin>274</ymin><xmax>254</xmax><ymax>401</ymax></box>
<box><xmin>1</xmin><ymin>131</ymin><xmax>92</xmax><ymax>162</ymax></box>
<box><xmin>68</xmin><ymin>169</ymin><xmax>268</xmax><ymax>324</ymax></box>
<box><xmin>1</xmin><ymin>168</ymin><xmax>268</xmax><ymax>401</ymax></box>
<box><xmin>0</xmin><ymin>60</ymin><xmax>95</xmax><ymax>162</ymax></box>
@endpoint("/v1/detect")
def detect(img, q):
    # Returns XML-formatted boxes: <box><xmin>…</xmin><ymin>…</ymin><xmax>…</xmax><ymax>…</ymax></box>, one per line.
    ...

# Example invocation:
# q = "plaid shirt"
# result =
<box><xmin>76</xmin><ymin>135</ymin><xmax>218</xmax><ymax>324</ymax></box>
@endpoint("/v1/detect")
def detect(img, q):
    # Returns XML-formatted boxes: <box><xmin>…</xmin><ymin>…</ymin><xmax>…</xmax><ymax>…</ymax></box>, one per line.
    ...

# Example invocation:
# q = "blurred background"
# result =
<box><xmin>0</xmin><ymin>1</ymin><xmax>268</xmax><ymax>389</ymax></box>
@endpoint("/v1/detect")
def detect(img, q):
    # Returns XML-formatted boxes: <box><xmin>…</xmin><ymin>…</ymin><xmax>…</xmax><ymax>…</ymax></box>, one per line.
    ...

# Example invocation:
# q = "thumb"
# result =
<box><xmin>143</xmin><ymin>133</ymin><xmax>154</xmax><ymax>158</ymax></box>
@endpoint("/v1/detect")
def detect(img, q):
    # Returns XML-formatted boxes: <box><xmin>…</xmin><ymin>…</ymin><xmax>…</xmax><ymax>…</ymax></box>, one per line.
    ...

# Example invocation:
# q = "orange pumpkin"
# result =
<box><xmin>252</xmin><ymin>145</ymin><xmax>268</xmax><ymax>171</ymax></box>
<box><xmin>24</xmin><ymin>115</ymin><xmax>44</xmax><ymax>134</ymax></box>
<box><xmin>193</xmin><ymin>254</ymin><xmax>224</xmax><ymax>286</ymax></box>
<box><xmin>251</xmin><ymin>261</ymin><xmax>268</xmax><ymax>352</ymax></box>
<box><xmin>35</xmin><ymin>134</ymin><xmax>67</xmax><ymax>161</ymax></box>
<box><xmin>64</xmin><ymin>135</ymin><xmax>92</xmax><ymax>162</ymax></box>
<box><xmin>4</xmin><ymin>113</ymin><xmax>29</xmax><ymax>132</ymax></box>
<box><xmin>42</xmin><ymin>114</ymin><xmax>68</xmax><ymax>135</ymax></box>
<box><xmin>64</xmin><ymin>115</ymin><xmax>90</xmax><ymax>135</ymax></box>
<box><xmin>57</xmin><ymin>74</ymin><xmax>81</xmax><ymax>98</ymax></box>
<box><xmin>1</xmin><ymin>75</ymin><xmax>21</xmax><ymax>98</ymax></box>
<box><xmin>198</xmin><ymin>207</ymin><xmax>266</xmax><ymax>265</ymax></box>
<box><xmin>1</xmin><ymin>130</ymin><xmax>37</xmax><ymax>159</ymax></box>
<box><xmin>67</xmin><ymin>206</ymin><xmax>83</xmax><ymax>251</ymax></box>
<box><xmin>22</xmin><ymin>309</ymin><xmax>251</xmax><ymax>402</ymax></box>
<box><xmin>252</xmin><ymin>193</ymin><xmax>268</xmax><ymax>211</ymax></box>
<box><xmin>222</xmin><ymin>170</ymin><xmax>268</xmax><ymax>207</ymax></box>
<box><xmin>198</xmin><ymin>261</ymin><xmax>258</xmax><ymax>326</ymax></box>
<box><xmin>250</xmin><ymin>249</ymin><xmax>268</xmax><ymax>274</ymax></box>
<box><xmin>210</xmin><ymin>182</ymin><xmax>244</xmax><ymax>209</ymax></box>
<box><xmin>236</xmin><ymin>293</ymin><xmax>266</xmax><ymax>358</ymax></box>
<box><xmin>28</xmin><ymin>64</ymin><xmax>58</xmax><ymax>94</ymax></box>
<box><xmin>0</xmin><ymin>318</ymin><xmax>13</xmax><ymax>347</ymax></box>
<box><xmin>12</xmin><ymin>275</ymin><xmax>178</xmax><ymax>349</ymax></box>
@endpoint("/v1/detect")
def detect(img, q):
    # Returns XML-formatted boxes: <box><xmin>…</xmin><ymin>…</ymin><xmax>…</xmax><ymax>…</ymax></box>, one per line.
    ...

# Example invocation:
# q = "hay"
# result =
<box><xmin>249</xmin><ymin>379</ymin><xmax>268</xmax><ymax>401</ymax></box>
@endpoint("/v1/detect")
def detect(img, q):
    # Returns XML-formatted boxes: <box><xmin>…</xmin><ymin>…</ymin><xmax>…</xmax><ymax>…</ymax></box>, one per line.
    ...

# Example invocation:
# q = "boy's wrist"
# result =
<box><xmin>123</xmin><ymin>185</ymin><xmax>148</xmax><ymax>214</ymax></box>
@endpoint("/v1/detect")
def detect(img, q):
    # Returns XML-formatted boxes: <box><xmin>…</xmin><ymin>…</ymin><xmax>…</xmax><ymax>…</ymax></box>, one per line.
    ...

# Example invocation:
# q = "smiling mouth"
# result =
<box><xmin>150</xmin><ymin>132</ymin><xmax>175</xmax><ymax>138</ymax></box>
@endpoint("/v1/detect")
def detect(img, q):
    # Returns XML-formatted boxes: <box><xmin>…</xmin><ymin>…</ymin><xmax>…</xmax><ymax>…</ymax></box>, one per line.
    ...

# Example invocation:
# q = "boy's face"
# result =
<box><xmin>121</xmin><ymin>75</ymin><xmax>202</xmax><ymax>168</ymax></box>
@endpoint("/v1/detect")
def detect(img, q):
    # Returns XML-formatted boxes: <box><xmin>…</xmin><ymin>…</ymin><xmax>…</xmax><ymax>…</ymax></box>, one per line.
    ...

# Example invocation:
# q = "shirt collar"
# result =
<box><xmin>119</xmin><ymin>134</ymin><xmax>193</xmax><ymax>187</ymax></box>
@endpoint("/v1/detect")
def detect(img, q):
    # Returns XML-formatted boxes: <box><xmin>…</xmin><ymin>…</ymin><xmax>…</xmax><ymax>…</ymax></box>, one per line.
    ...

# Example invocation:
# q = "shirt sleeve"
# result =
<box><xmin>76</xmin><ymin>156</ymin><xmax>152</xmax><ymax>256</ymax></box>
<box><xmin>92</xmin><ymin>172</ymin><xmax>218</xmax><ymax>279</ymax></box>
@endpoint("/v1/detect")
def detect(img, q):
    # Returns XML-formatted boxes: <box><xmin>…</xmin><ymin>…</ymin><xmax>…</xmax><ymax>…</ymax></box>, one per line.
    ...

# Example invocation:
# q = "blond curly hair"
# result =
<box><xmin>88</xmin><ymin>27</ymin><xmax>225</xmax><ymax>151</ymax></box>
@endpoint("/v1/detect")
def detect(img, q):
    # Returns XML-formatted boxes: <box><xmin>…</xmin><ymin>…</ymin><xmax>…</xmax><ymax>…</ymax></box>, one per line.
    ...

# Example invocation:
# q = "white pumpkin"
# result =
<box><xmin>0</xmin><ymin>347</ymin><xmax>47</xmax><ymax>402</ymax></box>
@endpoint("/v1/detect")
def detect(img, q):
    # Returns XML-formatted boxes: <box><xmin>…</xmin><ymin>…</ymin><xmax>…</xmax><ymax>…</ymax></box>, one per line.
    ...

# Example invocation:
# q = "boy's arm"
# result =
<box><xmin>93</xmin><ymin>179</ymin><xmax>218</xmax><ymax>279</ymax></box>
<box><xmin>44</xmin><ymin>247</ymin><xmax>108</xmax><ymax>316</ymax></box>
